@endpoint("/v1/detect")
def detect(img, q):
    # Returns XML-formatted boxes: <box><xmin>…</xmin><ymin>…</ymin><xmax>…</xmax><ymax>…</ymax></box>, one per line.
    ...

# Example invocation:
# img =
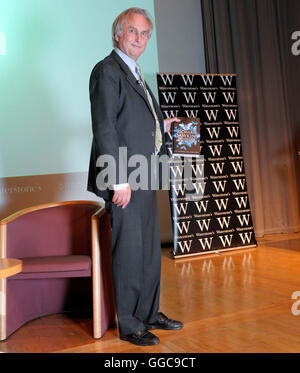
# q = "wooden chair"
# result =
<box><xmin>0</xmin><ymin>201</ymin><xmax>115</xmax><ymax>340</ymax></box>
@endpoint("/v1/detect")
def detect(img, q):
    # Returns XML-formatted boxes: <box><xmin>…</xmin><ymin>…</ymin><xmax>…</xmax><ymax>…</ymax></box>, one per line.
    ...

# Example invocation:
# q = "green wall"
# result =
<box><xmin>0</xmin><ymin>0</ymin><xmax>159</xmax><ymax>177</ymax></box>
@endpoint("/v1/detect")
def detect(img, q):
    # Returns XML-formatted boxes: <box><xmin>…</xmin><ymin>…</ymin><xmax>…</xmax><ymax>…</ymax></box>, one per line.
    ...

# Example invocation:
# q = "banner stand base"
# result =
<box><xmin>171</xmin><ymin>244</ymin><xmax>257</xmax><ymax>259</ymax></box>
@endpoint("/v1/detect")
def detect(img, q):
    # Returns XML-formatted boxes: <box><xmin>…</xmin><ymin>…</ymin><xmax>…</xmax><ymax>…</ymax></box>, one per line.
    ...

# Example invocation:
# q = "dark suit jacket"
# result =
<box><xmin>87</xmin><ymin>50</ymin><xmax>166</xmax><ymax>200</ymax></box>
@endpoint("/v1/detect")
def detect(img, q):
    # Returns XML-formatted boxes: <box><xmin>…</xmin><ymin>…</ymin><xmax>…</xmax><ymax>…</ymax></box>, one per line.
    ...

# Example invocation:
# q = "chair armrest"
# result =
<box><xmin>1</xmin><ymin>200</ymin><xmax>102</xmax><ymax>225</ymax></box>
<box><xmin>91</xmin><ymin>206</ymin><xmax>106</xmax><ymax>259</ymax></box>
<box><xmin>0</xmin><ymin>222</ymin><xmax>7</xmax><ymax>259</ymax></box>
<box><xmin>91</xmin><ymin>205</ymin><xmax>106</xmax><ymax>339</ymax></box>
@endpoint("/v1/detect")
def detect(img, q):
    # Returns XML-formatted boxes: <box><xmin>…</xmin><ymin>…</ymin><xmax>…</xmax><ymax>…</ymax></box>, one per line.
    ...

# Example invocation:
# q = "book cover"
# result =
<box><xmin>172</xmin><ymin>117</ymin><xmax>201</xmax><ymax>157</ymax></box>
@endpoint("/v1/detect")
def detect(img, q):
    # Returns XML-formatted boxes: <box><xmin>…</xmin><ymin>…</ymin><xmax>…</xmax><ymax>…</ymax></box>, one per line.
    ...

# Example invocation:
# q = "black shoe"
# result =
<box><xmin>120</xmin><ymin>329</ymin><xmax>160</xmax><ymax>346</ymax></box>
<box><xmin>145</xmin><ymin>312</ymin><xmax>183</xmax><ymax>330</ymax></box>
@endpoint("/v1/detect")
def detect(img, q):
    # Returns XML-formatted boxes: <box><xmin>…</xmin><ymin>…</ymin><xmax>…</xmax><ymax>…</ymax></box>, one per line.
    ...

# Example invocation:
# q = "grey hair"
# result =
<box><xmin>112</xmin><ymin>7</ymin><xmax>153</xmax><ymax>47</ymax></box>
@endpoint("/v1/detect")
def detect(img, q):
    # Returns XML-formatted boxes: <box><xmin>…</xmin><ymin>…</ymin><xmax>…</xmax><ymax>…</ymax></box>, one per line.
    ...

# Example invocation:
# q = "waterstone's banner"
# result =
<box><xmin>157</xmin><ymin>73</ymin><xmax>257</xmax><ymax>258</ymax></box>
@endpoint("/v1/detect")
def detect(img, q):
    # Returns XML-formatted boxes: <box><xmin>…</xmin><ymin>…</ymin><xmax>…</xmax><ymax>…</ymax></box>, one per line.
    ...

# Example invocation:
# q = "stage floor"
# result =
<box><xmin>1</xmin><ymin>232</ymin><xmax>300</xmax><ymax>353</ymax></box>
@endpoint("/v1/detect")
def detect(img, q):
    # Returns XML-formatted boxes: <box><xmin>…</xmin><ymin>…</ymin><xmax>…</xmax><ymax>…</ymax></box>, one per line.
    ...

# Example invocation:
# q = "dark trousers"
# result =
<box><xmin>105</xmin><ymin>189</ymin><xmax>161</xmax><ymax>336</ymax></box>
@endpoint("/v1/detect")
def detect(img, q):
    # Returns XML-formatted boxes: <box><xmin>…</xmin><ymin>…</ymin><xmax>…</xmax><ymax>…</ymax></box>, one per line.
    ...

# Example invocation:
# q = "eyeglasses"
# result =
<box><xmin>126</xmin><ymin>27</ymin><xmax>150</xmax><ymax>40</ymax></box>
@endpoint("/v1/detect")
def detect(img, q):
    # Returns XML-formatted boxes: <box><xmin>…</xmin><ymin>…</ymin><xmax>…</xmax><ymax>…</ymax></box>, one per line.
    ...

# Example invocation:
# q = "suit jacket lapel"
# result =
<box><xmin>110</xmin><ymin>50</ymin><xmax>156</xmax><ymax>118</ymax></box>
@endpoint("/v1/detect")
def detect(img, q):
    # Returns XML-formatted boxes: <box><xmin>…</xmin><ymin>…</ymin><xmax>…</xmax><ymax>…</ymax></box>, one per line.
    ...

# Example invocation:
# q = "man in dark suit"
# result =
<box><xmin>87</xmin><ymin>7</ymin><xmax>183</xmax><ymax>346</ymax></box>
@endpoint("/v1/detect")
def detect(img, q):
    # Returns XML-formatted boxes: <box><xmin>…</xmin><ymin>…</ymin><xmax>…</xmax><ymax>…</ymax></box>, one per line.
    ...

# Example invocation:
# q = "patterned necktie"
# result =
<box><xmin>135</xmin><ymin>64</ymin><xmax>162</xmax><ymax>154</ymax></box>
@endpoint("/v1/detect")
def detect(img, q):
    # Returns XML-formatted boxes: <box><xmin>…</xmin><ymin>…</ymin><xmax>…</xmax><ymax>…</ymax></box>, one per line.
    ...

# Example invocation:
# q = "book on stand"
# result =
<box><xmin>172</xmin><ymin>117</ymin><xmax>201</xmax><ymax>157</ymax></box>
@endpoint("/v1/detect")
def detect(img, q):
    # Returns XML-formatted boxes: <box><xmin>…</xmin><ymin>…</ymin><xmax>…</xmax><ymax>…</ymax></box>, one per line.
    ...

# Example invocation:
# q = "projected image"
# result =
<box><xmin>0</xmin><ymin>32</ymin><xmax>5</xmax><ymax>55</ymax></box>
<box><xmin>0</xmin><ymin>0</ymin><xmax>158</xmax><ymax>179</ymax></box>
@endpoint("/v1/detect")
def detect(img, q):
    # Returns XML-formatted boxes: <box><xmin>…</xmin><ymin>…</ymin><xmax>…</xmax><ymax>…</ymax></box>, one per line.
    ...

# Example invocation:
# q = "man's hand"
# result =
<box><xmin>164</xmin><ymin>117</ymin><xmax>181</xmax><ymax>132</ymax></box>
<box><xmin>112</xmin><ymin>185</ymin><xmax>131</xmax><ymax>208</ymax></box>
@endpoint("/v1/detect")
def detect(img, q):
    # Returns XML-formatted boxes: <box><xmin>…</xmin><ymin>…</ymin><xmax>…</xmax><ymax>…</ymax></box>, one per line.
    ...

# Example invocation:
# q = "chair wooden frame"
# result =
<box><xmin>0</xmin><ymin>200</ymin><xmax>110</xmax><ymax>340</ymax></box>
